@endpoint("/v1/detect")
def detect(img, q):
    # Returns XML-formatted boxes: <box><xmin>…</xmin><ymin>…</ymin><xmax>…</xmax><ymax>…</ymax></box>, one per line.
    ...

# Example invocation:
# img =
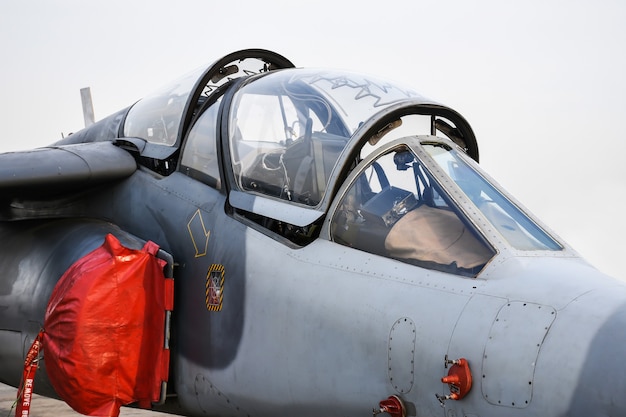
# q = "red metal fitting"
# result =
<box><xmin>441</xmin><ymin>357</ymin><xmax>472</xmax><ymax>400</ymax></box>
<box><xmin>377</xmin><ymin>395</ymin><xmax>406</xmax><ymax>417</ymax></box>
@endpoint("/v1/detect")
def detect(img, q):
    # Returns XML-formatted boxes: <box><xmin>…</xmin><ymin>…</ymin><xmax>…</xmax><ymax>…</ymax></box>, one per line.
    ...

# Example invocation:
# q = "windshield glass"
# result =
<box><xmin>229</xmin><ymin>69</ymin><xmax>424</xmax><ymax>206</ymax></box>
<box><xmin>423</xmin><ymin>143</ymin><xmax>562</xmax><ymax>251</ymax></box>
<box><xmin>123</xmin><ymin>67</ymin><xmax>203</xmax><ymax>146</ymax></box>
<box><xmin>293</xmin><ymin>69</ymin><xmax>426</xmax><ymax>133</ymax></box>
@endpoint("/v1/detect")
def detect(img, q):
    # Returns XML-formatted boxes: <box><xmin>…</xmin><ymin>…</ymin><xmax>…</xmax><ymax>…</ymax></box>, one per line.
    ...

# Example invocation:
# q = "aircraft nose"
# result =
<box><xmin>562</xmin><ymin>292</ymin><xmax>626</xmax><ymax>416</ymax></box>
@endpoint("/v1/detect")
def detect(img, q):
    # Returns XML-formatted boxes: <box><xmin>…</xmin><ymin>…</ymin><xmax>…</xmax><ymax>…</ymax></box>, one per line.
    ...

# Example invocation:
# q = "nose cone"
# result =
<box><xmin>564</xmin><ymin>291</ymin><xmax>626</xmax><ymax>416</ymax></box>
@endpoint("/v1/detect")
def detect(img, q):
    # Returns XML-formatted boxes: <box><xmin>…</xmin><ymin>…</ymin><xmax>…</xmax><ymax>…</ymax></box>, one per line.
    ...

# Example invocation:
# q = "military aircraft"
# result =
<box><xmin>1</xmin><ymin>49</ymin><xmax>625</xmax><ymax>417</ymax></box>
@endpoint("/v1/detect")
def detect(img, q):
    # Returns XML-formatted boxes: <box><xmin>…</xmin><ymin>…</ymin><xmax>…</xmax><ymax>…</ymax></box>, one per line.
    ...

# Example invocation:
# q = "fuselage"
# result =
<box><xmin>92</xmin><ymin>163</ymin><xmax>626</xmax><ymax>417</ymax></box>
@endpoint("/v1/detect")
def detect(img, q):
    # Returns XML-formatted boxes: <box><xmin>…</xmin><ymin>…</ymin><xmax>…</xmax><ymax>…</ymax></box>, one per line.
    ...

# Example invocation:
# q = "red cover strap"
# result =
<box><xmin>15</xmin><ymin>330</ymin><xmax>44</xmax><ymax>417</ymax></box>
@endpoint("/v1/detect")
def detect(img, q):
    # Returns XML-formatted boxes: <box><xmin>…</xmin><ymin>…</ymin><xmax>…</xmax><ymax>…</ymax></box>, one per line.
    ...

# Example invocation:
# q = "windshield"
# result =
<box><xmin>123</xmin><ymin>67</ymin><xmax>203</xmax><ymax>146</ymax></box>
<box><xmin>423</xmin><ymin>143</ymin><xmax>562</xmax><ymax>251</ymax></box>
<box><xmin>229</xmin><ymin>69</ymin><xmax>424</xmax><ymax>206</ymax></box>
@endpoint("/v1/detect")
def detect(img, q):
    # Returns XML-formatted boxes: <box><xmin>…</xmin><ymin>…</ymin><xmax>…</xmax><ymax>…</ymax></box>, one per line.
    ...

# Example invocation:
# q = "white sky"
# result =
<box><xmin>1</xmin><ymin>0</ymin><xmax>625</xmax><ymax>280</ymax></box>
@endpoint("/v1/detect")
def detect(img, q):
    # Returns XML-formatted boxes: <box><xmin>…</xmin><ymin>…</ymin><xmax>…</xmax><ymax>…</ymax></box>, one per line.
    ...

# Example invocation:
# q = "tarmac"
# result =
<box><xmin>0</xmin><ymin>383</ymin><xmax>173</xmax><ymax>417</ymax></box>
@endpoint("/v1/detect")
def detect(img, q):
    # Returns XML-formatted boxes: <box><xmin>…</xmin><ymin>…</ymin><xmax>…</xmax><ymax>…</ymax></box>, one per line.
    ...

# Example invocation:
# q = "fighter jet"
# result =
<box><xmin>0</xmin><ymin>49</ymin><xmax>624</xmax><ymax>417</ymax></box>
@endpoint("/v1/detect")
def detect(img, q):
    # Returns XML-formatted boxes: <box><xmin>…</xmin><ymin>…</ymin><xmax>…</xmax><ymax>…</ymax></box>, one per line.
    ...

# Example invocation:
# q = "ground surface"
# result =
<box><xmin>0</xmin><ymin>383</ymin><xmax>174</xmax><ymax>417</ymax></box>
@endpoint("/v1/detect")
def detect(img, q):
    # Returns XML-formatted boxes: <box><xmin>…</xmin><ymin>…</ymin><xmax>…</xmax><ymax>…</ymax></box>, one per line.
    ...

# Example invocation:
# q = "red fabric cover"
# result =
<box><xmin>43</xmin><ymin>234</ymin><xmax>170</xmax><ymax>417</ymax></box>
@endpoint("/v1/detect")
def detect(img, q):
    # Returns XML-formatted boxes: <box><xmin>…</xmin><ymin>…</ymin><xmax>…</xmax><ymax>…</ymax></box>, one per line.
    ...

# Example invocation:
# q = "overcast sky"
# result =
<box><xmin>1</xmin><ymin>0</ymin><xmax>624</xmax><ymax>280</ymax></box>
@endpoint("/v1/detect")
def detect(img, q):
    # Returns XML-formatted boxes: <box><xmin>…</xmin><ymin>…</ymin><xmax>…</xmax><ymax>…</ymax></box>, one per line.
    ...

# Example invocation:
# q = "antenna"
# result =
<box><xmin>80</xmin><ymin>87</ymin><xmax>95</xmax><ymax>128</ymax></box>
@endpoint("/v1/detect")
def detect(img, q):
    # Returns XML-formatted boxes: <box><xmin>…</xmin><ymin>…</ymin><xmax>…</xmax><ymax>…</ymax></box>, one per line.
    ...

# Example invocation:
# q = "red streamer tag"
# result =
<box><xmin>16</xmin><ymin>331</ymin><xmax>44</xmax><ymax>417</ymax></box>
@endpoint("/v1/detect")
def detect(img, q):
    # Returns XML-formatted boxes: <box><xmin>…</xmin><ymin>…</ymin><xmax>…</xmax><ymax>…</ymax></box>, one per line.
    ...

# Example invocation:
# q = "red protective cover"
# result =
<box><xmin>43</xmin><ymin>233</ymin><xmax>171</xmax><ymax>417</ymax></box>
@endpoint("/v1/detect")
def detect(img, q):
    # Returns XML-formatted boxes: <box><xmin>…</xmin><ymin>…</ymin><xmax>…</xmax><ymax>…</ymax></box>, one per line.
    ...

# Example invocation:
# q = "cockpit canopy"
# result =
<box><xmin>229</xmin><ymin>69</ymin><xmax>416</xmax><ymax>206</ymax></box>
<box><xmin>227</xmin><ymin>68</ymin><xmax>468</xmax><ymax>207</ymax></box>
<box><xmin>59</xmin><ymin>49</ymin><xmax>564</xmax><ymax>278</ymax></box>
<box><xmin>122</xmin><ymin>52</ymin><xmax>296</xmax><ymax>148</ymax></box>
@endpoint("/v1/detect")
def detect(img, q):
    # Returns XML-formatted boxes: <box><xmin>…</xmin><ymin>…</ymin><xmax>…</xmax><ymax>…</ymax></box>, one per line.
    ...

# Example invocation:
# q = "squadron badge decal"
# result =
<box><xmin>206</xmin><ymin>264</ymin><xmax>225</xmax><ymax>312</ymax></box>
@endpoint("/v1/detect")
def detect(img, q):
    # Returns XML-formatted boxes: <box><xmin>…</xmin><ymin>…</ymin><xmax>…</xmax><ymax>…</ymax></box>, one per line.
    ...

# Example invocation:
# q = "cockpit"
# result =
<box><xmin>113</xmin><ymin>49</ymin><xmax>564</xmax><ymax>277</ymax></box>
<box><xmin>332</xmin><ymin>143</ymin><xmax>495</xmax><ymax>276</ymax></box>
<box><xmin>221</xmin><ymin>67</ymin><xmax>562</xmax><ymax>276</ymax></box>
<box><xmin>330</xmin><ymin>140</ymin><xmax>562</xmax><ymax>276</ymax></box>
<box><xmin>227</xmin><ymin>69</ymin><xmax>426</xmax><ymax>207</ymax></box>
